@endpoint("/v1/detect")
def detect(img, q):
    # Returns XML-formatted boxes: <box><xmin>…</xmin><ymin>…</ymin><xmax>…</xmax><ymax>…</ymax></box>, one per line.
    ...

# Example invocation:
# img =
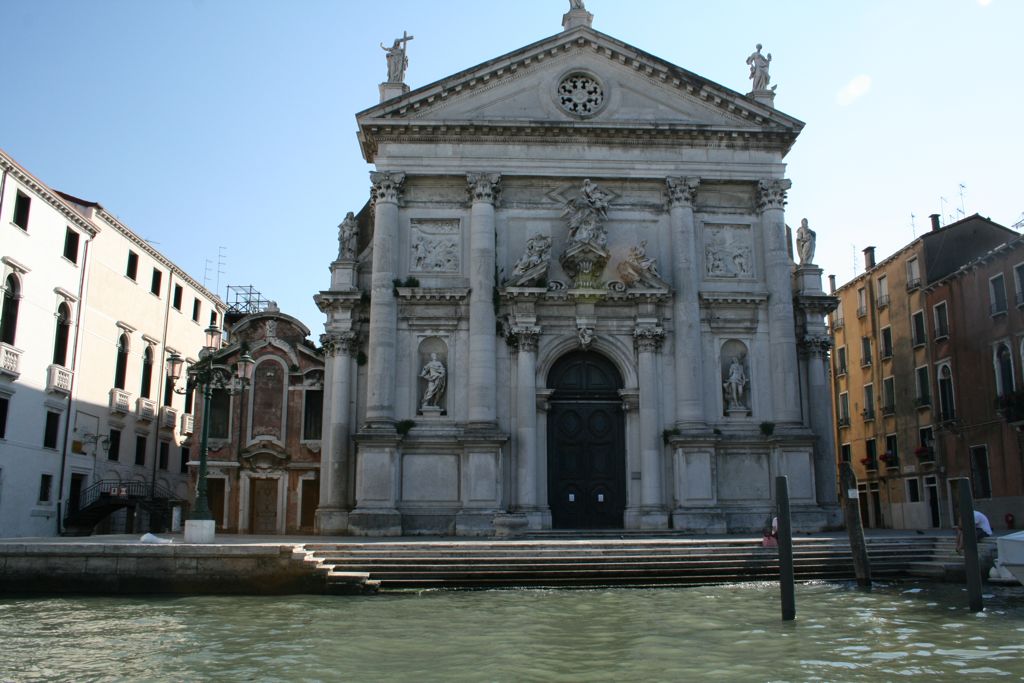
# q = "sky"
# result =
<box><xmin>3</xmin><ymin>0</ymin><xmax>1022</xmax><ymax>333</ymax></box>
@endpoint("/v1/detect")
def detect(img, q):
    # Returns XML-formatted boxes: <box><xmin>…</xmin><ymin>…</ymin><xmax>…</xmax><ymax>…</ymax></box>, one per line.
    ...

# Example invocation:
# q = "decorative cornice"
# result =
<box><xmin>699</xmin><ymin>292</ymin><xmax>769</xmax><ymax>306</ymax></box>
<box><xmin>394</xmin><ymin>287</ymin><xmax>470</xmax><ymax>302</ymax></box>
<box><xmin>466</xmin><ymin>172</ymin><xmax>501</xmax><ymax>204</ymax></box>
<box><xmin>0</xmin><ymin>151</ymin><xmax>99</xmax><ymax>237</ymax></box>
<box><xmin>666</xmin><ymin>176</ymin><xmax>700</xmax><ymax>209</ymax></box>
<box><xmin>756</xmin><ymin>178</ymin><xmax>791</xmax><ymax>213</ymax></box>
<box><xmin>370</xmin><ymin>171</ymin><xmax>406</xmax><ymax>204</ymax></box>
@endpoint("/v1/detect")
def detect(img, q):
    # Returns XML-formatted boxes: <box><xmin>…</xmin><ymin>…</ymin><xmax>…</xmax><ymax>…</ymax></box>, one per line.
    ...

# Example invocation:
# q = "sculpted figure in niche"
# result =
<box><xmin>746</xmin><ymin>44</ymin><xmax>772</xmax><ymax>92</ymax></box>
<box><xmin>338</xmin><ymin>211</ymin><xmax>358</xmax><ymax>260</ymax></box>
<box><xmin>419</xmin><ymin>352</ymin><xmax>447</xmax><ymax>408</ymax></box>
<box><xmin>796</xmin><ymin>218</ymin><xmax>816</xmax><ymax>265</ymax></box>
<box><xmin>723</xmin><ymin>355</ymin><xmax>749</xmax><ymax>410</ymax></box>
<box><xmin>564</xmin><ymin>179</ymin><xmax>611</xmax><ymax>246</ymax></box>
<box><xmin>381</xmin><ymin>32</ymin><xmax>414</xmax><ymax>83</ymax></box>
<box><xmin>512</xmin><ymin>234</ymin><xmax>552</xmax><ymax>276</ymax></box>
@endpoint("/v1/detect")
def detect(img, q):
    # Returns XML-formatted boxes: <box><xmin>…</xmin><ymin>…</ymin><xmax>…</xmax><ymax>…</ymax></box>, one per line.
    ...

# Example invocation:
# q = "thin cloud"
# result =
<box><xmin>978</xmin><ymin>0</ymin><xmax>992</xmax><ymax>6</ymax></box>
<box><xmin>837</xmin><ymin>75</ymin><xmax>872</xmax><ymax>106</ymax></box>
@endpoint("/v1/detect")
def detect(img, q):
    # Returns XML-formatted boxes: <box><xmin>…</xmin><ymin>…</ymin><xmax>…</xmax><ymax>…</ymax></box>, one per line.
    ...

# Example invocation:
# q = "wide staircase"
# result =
<box><xmin>296</xmin><ymin>533</ymin><xmax>966</xmax><ymax>594</ymax></box>
<box><xmin>62</xmin><ymin>480</ymin><xmax>181</xmax><ymax>536</ymax></box>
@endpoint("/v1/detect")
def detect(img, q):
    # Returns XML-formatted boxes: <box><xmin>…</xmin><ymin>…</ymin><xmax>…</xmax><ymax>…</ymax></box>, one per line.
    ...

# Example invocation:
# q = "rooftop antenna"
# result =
<box><xmin>202</xmin><ymin>258</ymin><xmax>213</xmax><ymax>290</ymax></box>
<box><xmin>216</xmin><ymin>246</ymin><xmax>227</xmax><ymax>299</ymax></box>
<box><xmin>852</xmin><ymin>243</ymin><xmax>858</xmax><ymax>277</ymax></box>
<box><xmin>910</xmin><ymin>213</ymin><xmax>917</xmax><ymax>239</ymax></box>
<box><xmin>940</xmin><ymin>197</ymin><xmax>949</xmax><ymax>226</ymax></box>
<box><xmin>1013</xmin><ymin>212</ymin><xmax>1024</xmax><ymax>231</ymax></box>
<box><xmin>958</xmin><ymin>183</ymin><xmax>967</xmax><ymax>218</ymax></box>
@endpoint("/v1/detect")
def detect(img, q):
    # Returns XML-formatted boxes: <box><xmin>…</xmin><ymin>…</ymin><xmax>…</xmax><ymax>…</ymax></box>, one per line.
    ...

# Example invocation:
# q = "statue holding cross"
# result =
<box><xmin>381</xmin><ymin>31</ymin><xmax>414</xmax><ymax>84</ymax></box>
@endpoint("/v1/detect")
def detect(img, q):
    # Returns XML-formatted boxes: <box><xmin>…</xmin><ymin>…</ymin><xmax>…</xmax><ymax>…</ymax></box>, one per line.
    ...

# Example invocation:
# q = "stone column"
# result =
<box><xmin>803</xmin><ymin>337</ymin><xmax>839</xmax><ymax>507</ymax></box>
<box><xmin>635</xmin><ymin>326</ymin><xmax>668</xmax><ymax>528</ymax></box>
<box><xmin>466</xmin><ymin>173</ymin><xmax>501</xmax><ymax>427</ymax></box>
<box><xmin>666</xmin><ymin>177</ymin><xmax>704</xmax><ymax>428</ymax></box>
<box><xmin>365</xmin><ymin>172</ymin><xmax>405</xmax><ymax>426</ymax></box>
<box><xmin>511</xmin><ymin>326</ymin><xmax>541</xmax><ymax>513</ymax></box>
<box><xmin>316</xmin><ymin>332</ymin><xmax>357</xmax><ymax>534</ymax></box>
<box><xmin>757</xmin><ymin>179</ymin><xmax>801</xmax><ymax>423</ymax></box>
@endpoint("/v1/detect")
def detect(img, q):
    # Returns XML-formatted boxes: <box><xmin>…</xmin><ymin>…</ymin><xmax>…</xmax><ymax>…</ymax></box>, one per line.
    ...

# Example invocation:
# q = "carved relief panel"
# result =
<box><xmin>410</xmin><ymin>219</ymin><xmax>461</xmax><ymax>274</ymax></box>
<box><xmin>703</xmin><ymin>224</ymin><xmax>754</xmax><ymax>280</ymax></box>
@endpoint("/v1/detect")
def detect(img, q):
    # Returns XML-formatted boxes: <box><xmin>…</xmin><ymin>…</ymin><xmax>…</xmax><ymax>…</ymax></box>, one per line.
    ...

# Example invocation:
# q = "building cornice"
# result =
<box><xmin>0</xmin><ymin>149</ymin><xmax>99</xmax><ymax>237</ymax></box>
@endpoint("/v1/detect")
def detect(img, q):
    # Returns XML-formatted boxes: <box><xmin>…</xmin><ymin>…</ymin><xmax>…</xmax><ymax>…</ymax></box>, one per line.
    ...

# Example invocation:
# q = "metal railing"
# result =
<box><xmin>68</xmin><ymin>479</ymin><xmax>180</xmax><ymax>516</ymax></box>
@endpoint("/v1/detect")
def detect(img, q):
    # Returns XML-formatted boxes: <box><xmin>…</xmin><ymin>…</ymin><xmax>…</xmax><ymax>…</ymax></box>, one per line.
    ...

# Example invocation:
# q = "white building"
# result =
<box><xmin>0</xmin><ymin>148</ymin><xmax>223</xmax><ymax>537</ymax></box>
<box><xmin>315</xmin><ymin>6</ymin><xmax>839</xmax><ymax>536</ymax></box>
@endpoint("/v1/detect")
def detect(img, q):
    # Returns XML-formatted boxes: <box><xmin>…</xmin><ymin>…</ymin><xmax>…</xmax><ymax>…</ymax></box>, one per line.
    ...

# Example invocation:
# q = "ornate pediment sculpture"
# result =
<box><xmin>616</xmin><ymin>240</ymin><xmax>669</xmax><ymax>289</ymax></box>
<box><xmin>507</xmin><ymin>234</ymin><xmax>552</xmax><ymax>287</ymax></box>
<box><xmin>560</xmin><ymin>179</ymin><xmax>612</xmax><ymax>289</ymax></box>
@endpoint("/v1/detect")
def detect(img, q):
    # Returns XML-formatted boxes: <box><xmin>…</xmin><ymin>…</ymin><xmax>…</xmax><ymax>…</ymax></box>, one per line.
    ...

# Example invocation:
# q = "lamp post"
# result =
<box><xmin>167</xmin><ymin>324</ymin><xmax>254</xmax><ymax>543</ymax></box>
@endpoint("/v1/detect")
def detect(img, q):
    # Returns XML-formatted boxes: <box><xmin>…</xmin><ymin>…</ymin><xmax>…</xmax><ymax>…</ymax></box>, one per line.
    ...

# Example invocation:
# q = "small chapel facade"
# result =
<box><xmin>315</xmin><ymin>5</ymin><xmax>838</xmax><ymax>536</ymax></box>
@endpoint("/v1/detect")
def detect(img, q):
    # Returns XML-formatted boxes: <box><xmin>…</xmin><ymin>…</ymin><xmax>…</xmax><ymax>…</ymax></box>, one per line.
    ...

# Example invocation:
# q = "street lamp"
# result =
<box><xmin>167</xmin><ymin>324</ymin><xmax>254</xmax><ymax>543</ymax></box>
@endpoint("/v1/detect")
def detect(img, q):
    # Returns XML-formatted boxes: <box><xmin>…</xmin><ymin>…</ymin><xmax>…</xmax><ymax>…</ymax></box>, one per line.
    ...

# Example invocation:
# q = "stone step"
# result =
<box><xmin>310</xmin><ymin>550</ymin><xmax>935</xmax><ymax>565</ymax></box>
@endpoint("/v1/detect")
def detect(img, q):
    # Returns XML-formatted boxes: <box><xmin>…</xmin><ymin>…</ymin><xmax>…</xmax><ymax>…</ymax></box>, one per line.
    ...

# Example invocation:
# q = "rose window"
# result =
<box><xmin>557</xmin><ymin>73</ymin><xmax>604</xmax><ymax>116</ymax></box>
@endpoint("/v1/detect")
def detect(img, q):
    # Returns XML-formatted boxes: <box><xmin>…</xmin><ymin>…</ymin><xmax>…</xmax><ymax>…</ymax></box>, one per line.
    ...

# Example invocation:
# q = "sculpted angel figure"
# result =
<box><xmin>564</xmin><ymin>179</ymin><xmax>611</xmax><ymax>246</ymax></box>
<box><xmin>338</xmin><ymin>211</ymin><xmax>358</xmax><ymax>259</ymax></box>
<box><xmin>746</xmin><ymin>44</ymin><xmax>772</xmax><ymax>91</ymax></box>
<box><xmin>628</xmin><ymin>240</ymin><xmax>659</xmax><ymax>275</ymax></box>
<box><xmin>512</xmin><ymin>234</ymin><xmax>552</xmax><ymax>276</ymax></box>
<box><xmin>796</xmin><ymin>218</ymin><xmax>816</xmax><ymax>265</ymax></box>
<box><xmin>419</xmin><ymin>352</ymin><xmax>447</xmax><ymax>408</ymax></box>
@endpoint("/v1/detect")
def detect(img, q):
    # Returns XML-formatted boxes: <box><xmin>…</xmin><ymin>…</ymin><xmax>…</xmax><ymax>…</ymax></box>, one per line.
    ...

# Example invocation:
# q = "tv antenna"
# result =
<box><xmin>1013</xmin><ymin>212</ymin><xmax>1024</xmax><ymax>231</ymax></box>
<box><xmin>957</xmin><ymin>183</ymin><xmax>967</xmax><ymax>218</ymax></box>
<box><xmin>910</xmin><ymin>213</ymin><xmax>917</xmax><ymax>239</ymax></box>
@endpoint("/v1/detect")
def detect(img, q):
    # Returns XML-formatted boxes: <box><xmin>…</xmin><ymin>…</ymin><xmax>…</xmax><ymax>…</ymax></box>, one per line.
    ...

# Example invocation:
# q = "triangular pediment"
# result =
<box><xmin>358</xmin><ymin>26</ymin><xmax>803</xmax><ymax>161</ymax></box>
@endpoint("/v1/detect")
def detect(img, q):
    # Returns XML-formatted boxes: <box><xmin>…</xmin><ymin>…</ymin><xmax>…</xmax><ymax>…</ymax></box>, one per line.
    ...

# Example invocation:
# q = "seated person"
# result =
<box><xmin>956</xmin><ymin>510</ymin><xmax>993</xmax><ymax>552</ymax></box>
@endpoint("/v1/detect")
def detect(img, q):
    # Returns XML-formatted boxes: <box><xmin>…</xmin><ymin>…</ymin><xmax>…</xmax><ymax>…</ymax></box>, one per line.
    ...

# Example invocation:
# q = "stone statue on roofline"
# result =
<box><xmin>746</xmin><ymin>44</ymin><xmax>777</xmax><ymax>94</ymax></box>
<box><xmin>338</xmin><ymin>211</ymin><xmax>358</xmax><ymax>260</ymax></box>
<box><xmin>381</xmin><ymin>31</ymin><xmax>414</xmax><ymax>83</ymax></box>
<box><xmin>796</xmin><ymin>218</ymin><xmax>816</xmax><ymax>265</ymax></box>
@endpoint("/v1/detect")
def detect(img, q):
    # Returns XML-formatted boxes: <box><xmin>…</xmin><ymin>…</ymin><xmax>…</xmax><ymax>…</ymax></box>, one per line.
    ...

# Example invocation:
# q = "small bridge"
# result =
<box><xmin>63</xmin><ymin>480</ymin><xmax>182</xmax><ymax>536</ymax></box>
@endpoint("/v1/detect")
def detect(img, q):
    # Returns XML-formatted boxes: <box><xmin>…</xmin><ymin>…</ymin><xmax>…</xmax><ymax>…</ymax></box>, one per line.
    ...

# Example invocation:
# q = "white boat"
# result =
<box><xmin>994</xmin><ymin>530</ymin><xmax>1024</xmax><ymax>586</ymax></box>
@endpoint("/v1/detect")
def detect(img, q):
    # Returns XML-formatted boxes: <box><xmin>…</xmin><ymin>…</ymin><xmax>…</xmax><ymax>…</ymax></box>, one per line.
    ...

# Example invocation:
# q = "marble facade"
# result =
<box><xmin>314</xmin><ymin>8</ymin><xmax>838</xmax><ymax>535</ymax></box>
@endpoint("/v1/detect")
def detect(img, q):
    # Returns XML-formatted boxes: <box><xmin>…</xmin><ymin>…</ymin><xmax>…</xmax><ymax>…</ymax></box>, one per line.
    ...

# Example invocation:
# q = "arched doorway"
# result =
<box><xmin>547</xmin><ymin>351</ymin><xmax>626</xmax><ymax>529</ymax></box>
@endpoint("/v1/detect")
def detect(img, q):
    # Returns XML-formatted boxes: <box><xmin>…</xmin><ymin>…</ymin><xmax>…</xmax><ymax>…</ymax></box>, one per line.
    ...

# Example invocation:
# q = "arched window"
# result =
<box><xmin>1</xmin><ymin>275</ymin><xmax>21</xmax><ymax>346</ymax></box>
<box><xmin>114</xmin><ymin>334</ymin><xmax>129</xmax><ymax>390</ymax></box>
<box><xmin>52</xmin><ymin>303</ymin><xmax>71</xmax><ymax>367</ymax></box>
<box><xmin>996</xmin><ymin>344</ymin><xmax>1014</xmax><ymax>397</ymax></box>
<box><xmin>140</xmin><ymin>346</ymin><xmax>154</xmax><ymax>399</ymax></box>
<box><xmin>938</xmin><ymin>364</ymin><xmax>955</xmax><ymax>421</ymax></box>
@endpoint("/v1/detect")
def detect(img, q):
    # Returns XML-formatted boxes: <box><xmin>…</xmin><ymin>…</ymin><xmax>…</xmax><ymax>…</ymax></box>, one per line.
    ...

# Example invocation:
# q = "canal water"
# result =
<box><xmin>1</xmin><ymin>581</ymin><xmax>1023</xmax><ymax>682</ymax></box>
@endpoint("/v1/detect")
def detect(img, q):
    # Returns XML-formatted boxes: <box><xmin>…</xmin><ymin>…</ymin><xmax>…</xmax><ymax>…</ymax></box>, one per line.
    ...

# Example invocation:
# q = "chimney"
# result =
<box><xmin>828</xmin><ymin>274</ymin><xmax>837</xmax><ymax>294</ymax></box>
<box><xmin>930</xmin><ymin>213</ymin><xmax>941</xmax><ymax>232</ymax></box>
<box><xmin>863</xmin><ymin>247</ymin><xmax>876</xmax><ymax>270</ymax></box>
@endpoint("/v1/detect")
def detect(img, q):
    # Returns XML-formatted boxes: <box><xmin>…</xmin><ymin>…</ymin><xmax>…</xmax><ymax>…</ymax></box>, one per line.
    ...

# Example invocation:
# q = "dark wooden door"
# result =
<box><xmin>251</xmin><ymin>479</ymin><xmax>278</xmax><ymax>533</ymax></box>
<box><xmin>547</xmin><ymin>352</ymin><xmax>625</xmax><ymax>530</ymax></box>
<box><xmin>207</xmin><ymin>478</ymin><xmax>226</xmax><ymax>530</ymax></box>
<box><xmin>300</xmin><ymin>478</ymin><xmax>319</xmax><ymax>531</ymax></box>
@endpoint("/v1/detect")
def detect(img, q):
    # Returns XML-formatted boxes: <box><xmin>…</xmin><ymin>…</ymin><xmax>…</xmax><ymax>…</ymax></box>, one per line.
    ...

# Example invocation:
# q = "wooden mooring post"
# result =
<box><xmin>840</xmin><ymin>462</ymin><xmax>872</xmax><ymax>587</ymax></box>
<box><xmin>776</xmin><ymin>475</ymin><xmax>795</xmax><ymax>621</ymax></box>
<box><xmin>957</xmin><ymin>479</ymin><xmax>984</xmax><ymax>612</ymax></box>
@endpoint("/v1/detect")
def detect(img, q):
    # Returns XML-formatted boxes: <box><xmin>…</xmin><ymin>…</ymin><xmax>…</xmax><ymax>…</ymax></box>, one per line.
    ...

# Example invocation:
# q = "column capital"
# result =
<box><xmin>756</xmin><ymin>178</ymin><xmax>792</xmax><ymax>213</ymax></box>
<box><xmin>321</xmin><ymin>331</ymin><xmax>360</xmax><ymax>357</ymax></box>
<box><xmin>666</xmin><ymin>176</ymin><xmax>700</xmax><ymax>209</ymax></box>
<box><xmin>507</xmin><ymin>325</ymin><xmax>541</xmax><ymax>353</ymax></box>
<box><xmin>633</xmin><ymin>326</ymin><xmax>666</xmax><ymax>353</ymax></box>
<box><xmin>370</xmin><ymin>171</ymin><xmax>406</xmax><ymax>204</ymax></box>
<box><xmin>799</xmin><ymin>335</ymin><xmax>832</xmax><ymax>359</ymax></box>
<box><xmin>467</xmin><ymin>172</ymin><xmax>501</xmax><ymax>204</ymax></box>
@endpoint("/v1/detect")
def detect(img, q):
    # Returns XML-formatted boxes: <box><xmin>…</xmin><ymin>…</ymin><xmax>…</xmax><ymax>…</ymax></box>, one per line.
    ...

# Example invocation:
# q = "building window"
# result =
<box><xmin>836</xmin><ymin>346</ymin><xmax>847</xmax><ymax>375</ymax></box>
<box><xmin>906</xmin><ymin>478</ymin><xmax>921</xmax><ymax>503</ymax></box>
<box><xmin>933</xmin><ymin>302</ymin><xmax>949</xmax><ymax>339</ymax></box>
<box><xmin>192</xmin><ymin>298</ymin><xmax>201</xmax><ymax>322</ymax></box>
<box><xmin>915</xmin><ymin>366</ymin><xmax>931</xmax><ymax>406</ymax></box>
<box><xmin>184</xmin><ymin>370</ymin><xmax>195</xmax><ymax>414</ymax></box>
<box><xmin>52</xmin><ymin>303</ymin><xmax>72</xmax><ymax>367</ymax></box>
<box><xmin>995</xmin><ymin>343</ymin><xmax>1014</xmax><ymax>397</ymax></box>
<box><xmin>860</xmin><ymin>337</ymin><xmax>872</xmax><ymax>367</ymax></box>
<box><xmin>884</xmin><ymin>433</ymin><xmax>899</xmax><ymax>467</ymax></box>
<box><xmin>863</xmin><ymin>384</ymin><xmax>875</xmax><ymax>420</ymax></box>
<box><xmin>938</xmin><ymin>364</ymin><xmax>955</xmax><ymax>421</ymax></box>
<box><xmin>840</xmin><ymin>443</ymin><xmax>851</xmax><ymax>463</ymax></box>
<box><xmin>882</xmin><ymin>376</ymin><xmax>895</xmax><ymax>414</ymax></box>
<box><xmin>1014</xmin><ymin>262</ymin><xmax>1024</xmax><ymax>306</ymax></box>
<box><xmin>303</xmin><ymin>389</ymin><xmax>323</xmax><ymax>440</ymax></box>
<box><xmin>158</xmin><ymin>441</ymin><xmax>169</xmax><ymax>470</ymax></box>
<box><xmin>919</xmin><ymin>427</ymin><xmax>934</xmax><ymax>450</ymax></box>
<box><xmin>906</xmin><ymin>257</ymin><xmax>921</xmax><ymax>290</ymax></box>
<box><xmin>838</xmin><ymin>392</ymin><xmax>850</xmax><ymax>426</ymax></box>
<box><xmin>38</xmin><ymin>474</ymin><xmax>53</xmax><ymax>503</ymax></box>
<box><xmin>911</xmin><ymin>311</ymin><xmax>926</xmax><ymax>347</ymax></box>
<box><xmin>180</xmin><ymin>446</ymin><xmax>190</xmax><ymax>474</ymax></box>
<box><xmin>140</xmin><ymin>346</ymin><xmax>154</xmax><ymax>399</ymax></box>
<box><xmin>969</xmin><ymin>445</ymin><xmax>992</xmax><ymax>499</ymax></box>
<box><xmin>173</xmin><ymin>285</ymin><xmax>183</xmax><ymax>311</ymax></box>
<box><xmin>108</xmin><ymin>428</ymin><xmax>121</xmax><ymax>461</ymax></box>
<box><xmin>857</xmin><ymin>287</ymin><xmax>867</xmax><ymax>317</ymax></box>
<box><xmin>210</xmin><ymin>310</ymin><xmax>218</xmax><ymax>328</ymax></box>
<box><xmin>135</xmin><ymin>435</ymin><xmax>147</xmax><ymax>466</ymax></box>
<box><xmin>876</xmin><ymin>275</ymin><xmax>889</xmax><ymax>308</ymax></box>
<box><xmin>880</xmin><ymin>327</ymin><xmax>893</xmax><ymax>359</ymax></box>
<box><xmin>0</xmin><ymin>395</ymin><xmax>8</xmax><ymax>438</ymax></box>
<box><xmin>990</xmin><ymin>274</ymin><xmax>1008</xmax><ymax>316</ymax></box>
<box><xmin>832</xmin><ymin>309</ymin><xmax>844</xmax><ymax>330</ymax></box>
<box><xmin>114</xmin><ymin>334</ymin><xmax>129</xmax><ymax>389</ymax></box>
<box><xmin>1</xmin><ymin>275</ymin><xmax>21</xmax><ymax>346</ymax></box>
<box><xmin>865</xmin><ymin>439</ymin><xmax>878</xmax><ymax>469</ymax></box>
<box><xmin>63</xmin><ymin>228</ymin><xmax>81</xmax><ymax>264</ymax></box>
<box><xmin>150</xmin><ymin>269</ymin><xmax>162</xmax><ymax>297</ymax></box>
<box><xmin>126</xmin><ymin>251</ymin><xmax>139</xmax><ymax>281</ymax></box>
<box><xmin>43</xmin><ymin>411</ymin><xmax>60</xmax><ymax>449</ymax></box>
<box><xmin>163</xmin><ymin>373</ymin><xmax>175</xmax><ymax>407</ymax></box>
<box><xmin>13</xmin><ymin>191</ymin><xmax>31</xmax><ymax>230</ymax></box>
<box><xmin>208</xmin><ymin>389</ymin><xmax>230</xmax><ymax>439</ymax></box>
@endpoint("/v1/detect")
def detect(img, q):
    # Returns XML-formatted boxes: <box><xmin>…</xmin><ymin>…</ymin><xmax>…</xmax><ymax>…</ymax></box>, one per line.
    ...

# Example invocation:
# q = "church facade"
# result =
<box><xmin>315</xmin><ymin>6</ymin><xmax>838</xmax><ymax>535</ymax></box>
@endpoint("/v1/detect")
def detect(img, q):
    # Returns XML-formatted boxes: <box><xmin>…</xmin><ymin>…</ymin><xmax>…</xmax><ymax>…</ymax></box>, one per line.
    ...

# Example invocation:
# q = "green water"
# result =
<box><xmin>1</xmin><ymin>582</ymin><xmax>1023</xmax><ymax>682</ymax></box>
